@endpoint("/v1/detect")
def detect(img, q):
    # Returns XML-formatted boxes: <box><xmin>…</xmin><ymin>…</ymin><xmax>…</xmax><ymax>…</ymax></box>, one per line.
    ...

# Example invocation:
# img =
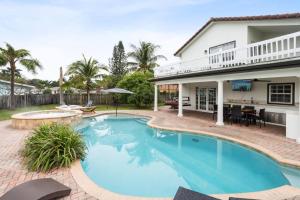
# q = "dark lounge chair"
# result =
<box><xmin>173</xmin><ymin>187</ymin><xmax>220</xmax><ymax>200</ymax></box>
<box><xmin>0</xmin><ymin>178</ymin><xmax>71</xmax><ymax>200</ymax></box>
<box><xmin>80</xmin><ymin>100</ymin><xmax>96</xmax><ymax>113</ymax></box>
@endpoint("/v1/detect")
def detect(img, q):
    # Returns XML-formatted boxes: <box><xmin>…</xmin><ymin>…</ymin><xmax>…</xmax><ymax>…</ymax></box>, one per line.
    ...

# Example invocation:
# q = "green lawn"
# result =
<box><xmin>0</xmin><ymin>104</ymin><xmax>152</xmax><ymax>121</ymax></box>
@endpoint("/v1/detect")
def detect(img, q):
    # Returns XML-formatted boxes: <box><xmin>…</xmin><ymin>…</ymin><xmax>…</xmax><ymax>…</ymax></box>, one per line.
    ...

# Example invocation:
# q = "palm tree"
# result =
<box><xmin>0</xmin><ymin>43</ymin><xmax>42</xmax><ymax>109</ymax></box>
<box><xmin>128</xmin><ymin>41</ymin><xmax>167</xmax><ymax>72</ymax></box>
<box><xmin>67</xmin><ymin>55</ymin><xmax>107</xmax><ymax>102</ymax></box>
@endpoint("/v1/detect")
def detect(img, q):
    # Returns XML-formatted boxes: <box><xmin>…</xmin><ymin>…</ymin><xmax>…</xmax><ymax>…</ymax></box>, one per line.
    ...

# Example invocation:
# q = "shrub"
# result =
<box><xmin>22</xmin><ymin>123</ymin><xmax>86</xmax><ymax>172</ymax></box>
<box><xmin>117</xmin><ymin>71</ymin><xmax>154</xmax><ymax>107</ymax></box>
<box><xmin>42</xmin><ymin>88</ymin><xmax>52</xmax><ymax>94</ymax></box>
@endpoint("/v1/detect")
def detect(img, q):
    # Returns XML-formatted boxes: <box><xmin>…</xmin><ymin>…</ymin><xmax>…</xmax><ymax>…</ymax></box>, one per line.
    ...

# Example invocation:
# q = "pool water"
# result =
<box><xmin>79</xmin><ymin>114</ymin><xmax>300</xmax><ymax>197</ymax></box>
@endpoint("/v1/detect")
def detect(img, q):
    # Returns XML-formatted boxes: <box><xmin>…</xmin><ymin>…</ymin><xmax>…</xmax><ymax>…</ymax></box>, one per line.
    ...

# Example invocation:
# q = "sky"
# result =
<box><xmin>1</xmin><ymin>0</ymin><xmax>300</xmax><ymax>81</ymax></box>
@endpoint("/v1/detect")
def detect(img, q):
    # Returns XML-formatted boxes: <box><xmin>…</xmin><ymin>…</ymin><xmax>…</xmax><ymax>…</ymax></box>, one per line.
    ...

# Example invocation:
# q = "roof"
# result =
<box><xmin>174</xmin><ymin>13</ymin><xmax>300</xmax><ymax>56</ymax></box>
<box><xmin>0</xmin><ymin>79</ymin><xmax>35</xmax><ymax>88</ymax></box>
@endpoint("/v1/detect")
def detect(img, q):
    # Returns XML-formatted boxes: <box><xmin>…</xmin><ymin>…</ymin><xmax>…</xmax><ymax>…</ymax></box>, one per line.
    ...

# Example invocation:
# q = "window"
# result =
<box><xmin>209</xmin><ymin>41</ymin><xmax>236</xmax><ymax>64</ymax></box>
<box><xmin>267</xmin><ymin>83</ymin><xmax>295</xmax><ymax>105</ymax></box>
<box><xmin>209</xmin><ymin>41</ymin><xmax>236</xmax><ymax>54</ymax></box>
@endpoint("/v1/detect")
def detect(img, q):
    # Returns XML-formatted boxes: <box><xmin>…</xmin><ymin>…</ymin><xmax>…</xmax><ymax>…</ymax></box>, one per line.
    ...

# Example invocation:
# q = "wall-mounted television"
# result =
<box><xmin>231</xmin><ymin>80</ymin><xmax>252</xmax><ymax>91</ymax></box>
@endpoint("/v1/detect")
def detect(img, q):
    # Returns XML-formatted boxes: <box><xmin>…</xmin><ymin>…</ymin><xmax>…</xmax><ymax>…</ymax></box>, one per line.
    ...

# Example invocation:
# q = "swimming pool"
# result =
<box><xmin>79</xmin><ymin>114</ymin><xmax>300</xmax><ymax>197</ymax></box>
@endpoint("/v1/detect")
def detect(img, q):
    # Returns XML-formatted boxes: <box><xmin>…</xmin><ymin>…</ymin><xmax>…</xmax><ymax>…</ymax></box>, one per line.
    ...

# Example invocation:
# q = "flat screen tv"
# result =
<box><xmin>231</xmin><ymin>80</ymin><xmax>252</xmax><ymax>91</ymax></box>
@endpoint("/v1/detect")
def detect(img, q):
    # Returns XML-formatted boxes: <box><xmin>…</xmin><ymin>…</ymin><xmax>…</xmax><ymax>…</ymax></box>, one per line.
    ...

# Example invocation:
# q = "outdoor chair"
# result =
<box><xmin>242</xmin><ymin>106</ymin><xmax>256</xmax><ymax>125</ymax></box>
<box><xmin>252</xmin><ymin>108</ymin><xmax>266</xmax><ymax>128</ymax></box>
<box><xmin>80</xmin><ymin>100</ymin><xmax>96</xmax><ymax>113</ymax></box>
<box><xmin>223</xmin><ymin>106</ymin><xmax>231</xmax><ymax>122</ymax></box>
<box><xmin>0</xmin><ymin>178</ymin><xmax>71</xmax><ymax>200</ymax></box>
<box><xmin>230</xmin><ymin>105</ymin><xmax>243</xmax><ymax>125</ymax></box>
<box><xmin>173</xmin><ymin>187</ymin><xmax>220</xmax><ymax>200</ymax></box>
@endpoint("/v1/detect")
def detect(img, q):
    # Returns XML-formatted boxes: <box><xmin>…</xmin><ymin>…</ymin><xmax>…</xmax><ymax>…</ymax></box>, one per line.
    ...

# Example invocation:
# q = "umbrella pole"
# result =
<box><xmin>116</xmin><ymin>97</ymin><xmax>118</xmax><ymax>117</ymax></box>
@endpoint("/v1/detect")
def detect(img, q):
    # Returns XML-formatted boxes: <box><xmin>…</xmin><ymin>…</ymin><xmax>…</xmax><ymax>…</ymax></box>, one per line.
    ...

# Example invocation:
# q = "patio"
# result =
<box><xmin>0</xmin><ymin>108</ymin><xmax>300</xmax><ymax>200</ymax></box>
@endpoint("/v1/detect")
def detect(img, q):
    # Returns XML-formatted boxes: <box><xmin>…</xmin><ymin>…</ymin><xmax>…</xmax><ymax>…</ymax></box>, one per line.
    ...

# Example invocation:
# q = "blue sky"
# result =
<box><xmin>1</xmin><ymin>0</ymin><xmax>300</xmax><ymax>80</ymax></box>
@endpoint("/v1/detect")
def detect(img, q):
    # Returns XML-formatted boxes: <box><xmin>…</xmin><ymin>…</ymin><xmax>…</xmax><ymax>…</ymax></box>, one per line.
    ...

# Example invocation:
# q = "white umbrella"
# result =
<box><xmin>101</xmin><ymin>88</ymin><xmax>134</xmax><ymax>116</ymax></box>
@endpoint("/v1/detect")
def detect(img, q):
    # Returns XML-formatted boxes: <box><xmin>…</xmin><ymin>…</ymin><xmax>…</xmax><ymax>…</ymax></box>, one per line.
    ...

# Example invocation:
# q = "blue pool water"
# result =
<box><xmin>79</xmin><ymin>114</ymin><xmax>300</xmax><ymax>197</ymax></box>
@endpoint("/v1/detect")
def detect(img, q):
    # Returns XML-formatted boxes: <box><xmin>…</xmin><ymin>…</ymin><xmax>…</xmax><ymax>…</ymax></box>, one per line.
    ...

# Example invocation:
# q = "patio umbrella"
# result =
<box><xmin>101</xmin><ymin>88</ymin><xmax>134</xmax><ymax>116</ymax></box>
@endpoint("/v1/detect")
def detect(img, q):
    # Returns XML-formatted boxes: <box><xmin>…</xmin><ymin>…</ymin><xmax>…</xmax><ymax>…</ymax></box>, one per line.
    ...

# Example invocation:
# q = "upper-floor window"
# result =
<box><xmin>209</xmin><ymin>41</ymin><xmax>236</xmax><ymax>54</ymax></box>
<box><xmin>209</xmin><ymin>41</ymin><xmax>236</xmax><ymax>64</ymax></box>
<box><xmin>267</xmin><ymin>83</ymin><xmax>295</xmax><ymax>105</ymax></box>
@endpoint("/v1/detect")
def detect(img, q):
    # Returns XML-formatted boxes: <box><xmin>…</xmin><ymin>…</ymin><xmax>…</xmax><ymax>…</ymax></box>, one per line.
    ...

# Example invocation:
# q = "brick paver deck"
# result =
<box><xmin>0</xmin><ymin>108</ymin><xmax>299</xmax><ymax>199</ymax></box>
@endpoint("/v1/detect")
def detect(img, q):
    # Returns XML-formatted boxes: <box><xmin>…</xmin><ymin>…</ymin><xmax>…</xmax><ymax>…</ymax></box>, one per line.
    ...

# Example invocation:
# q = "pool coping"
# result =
<box><xmin>11</xmin><ymin>110</ymin><xmax>82</xmax><ymax>120</ymax></box>
<box><xmin>71</xmin><ymin>111</ymin><xmax>300</xmax><ymax>200</ymax></box>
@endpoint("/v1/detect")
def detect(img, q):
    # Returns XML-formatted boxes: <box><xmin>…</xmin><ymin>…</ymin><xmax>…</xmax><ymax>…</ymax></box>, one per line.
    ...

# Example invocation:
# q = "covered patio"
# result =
<box><xmin>153</xmin><ymin>63</ymin><xmax>300</xmax><ymax>141</ymax></box>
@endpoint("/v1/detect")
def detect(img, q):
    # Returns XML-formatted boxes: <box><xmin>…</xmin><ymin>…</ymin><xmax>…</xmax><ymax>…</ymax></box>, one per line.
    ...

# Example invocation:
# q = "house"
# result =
<box><xmin>0</xmin><ymin>79</ymin><xmax>35</xmax><ymax>96</ymax></box>
<box><xmin>152</xmin><ymin>13</ymin><xmax>300</xmax><ymax>140</ymax></box>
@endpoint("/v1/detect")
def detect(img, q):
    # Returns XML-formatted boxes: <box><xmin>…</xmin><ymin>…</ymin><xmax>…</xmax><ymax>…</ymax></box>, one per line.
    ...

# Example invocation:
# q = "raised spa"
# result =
<box><xmin>11</xmin><ymin>110</ymin><xmax>81</xmax><ymax>129</ymax></box>
<box><xmin>79</xmin><ymin>114</ymin><xmax>300</xmax><ymax>197</ymax></box>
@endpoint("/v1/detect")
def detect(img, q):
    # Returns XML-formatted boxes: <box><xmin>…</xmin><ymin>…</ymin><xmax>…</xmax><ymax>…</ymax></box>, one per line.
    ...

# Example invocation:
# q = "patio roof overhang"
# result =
<box><xmin>151</xmin><ymin>58</ymin><xmax>300</xmax><ymax>82</ymax></box>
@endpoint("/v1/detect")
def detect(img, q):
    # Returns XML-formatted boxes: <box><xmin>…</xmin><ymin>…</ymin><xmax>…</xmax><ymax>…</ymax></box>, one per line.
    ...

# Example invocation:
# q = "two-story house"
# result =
<box><xmin>152</xmin><ymin>13</ymin><xmax>300</xmax><ymax>140</ymax></box>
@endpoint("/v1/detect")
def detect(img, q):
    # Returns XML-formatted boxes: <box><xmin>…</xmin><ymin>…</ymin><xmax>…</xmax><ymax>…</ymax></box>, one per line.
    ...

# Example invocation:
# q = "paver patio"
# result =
<box><xmin>0</xmin><ymin>107</ymin><xmax>299</xmax><ymax>199</ymax></box>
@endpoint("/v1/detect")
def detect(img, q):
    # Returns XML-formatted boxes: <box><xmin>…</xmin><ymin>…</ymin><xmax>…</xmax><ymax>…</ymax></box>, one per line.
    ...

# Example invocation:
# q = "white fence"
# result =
<box><xmin>154</xmin><ymin>31</ymin><xmax>300</xmax><ymax>77</ymax></box>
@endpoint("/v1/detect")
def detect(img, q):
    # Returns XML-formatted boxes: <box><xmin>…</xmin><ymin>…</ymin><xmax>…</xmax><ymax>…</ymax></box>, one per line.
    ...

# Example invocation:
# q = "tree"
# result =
<box><xmin>0</xmin><ymin>43</ymin><xmax>42</xmax><ymax>109</ymax></box>
<box><xmin>117</xmin><ymin>71</ymin><xmax>154</xmax><ymax>107</ymax></box>
<box><xmin>67</xmin><ymin>55</ymin><xmax>107</xmax><ymax>102</ymax></box>
<box><xmin>127</xmin><ymin>41</ymin><xmax>167</xmax><ymax>73</ymax></box>
<box><xmin>109</xmin><ymin>41</ymin><xmax>128</xmax><ymax>86</ymax></box>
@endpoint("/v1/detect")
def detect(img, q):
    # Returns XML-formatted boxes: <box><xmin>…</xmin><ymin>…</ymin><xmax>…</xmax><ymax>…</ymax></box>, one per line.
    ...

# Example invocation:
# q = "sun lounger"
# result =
<box><xmin>80</xmin><ymin>106</ymin><xmax>96</xmax><ymax>113</ymax></box>
<box><xmin>56</xmin><ymin>105</ymin><xmax>85</xmax><ymax>110</ymax></box>
<box><xmin>0</xmin><ymin>178</ymin><xmax>71</xmax><ymax>200</ymax></box>
<box><xmin>173</xmin><ymin>187</ymin><xmax>220</xmax><ymax>200</ymax></box>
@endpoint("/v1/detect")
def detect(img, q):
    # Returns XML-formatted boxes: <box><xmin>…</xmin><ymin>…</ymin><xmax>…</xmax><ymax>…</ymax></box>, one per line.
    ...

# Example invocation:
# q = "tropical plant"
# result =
<box><xmin>117</xmin><ymin>71</ymin><xmax>154</xmax><ymax>107</ymax></box>
<box><xmin>109</xmin><ymin>41</ymin><xmax>128</xmax><ymax>86</ymax></box>
<box><xmin>42</xmin><ymin>88</ymin><xmax>52</xmax><ymax>94</ymax></box>
<box><xmin>22</xmin><ymin>123</ymin><xmax>86</xmax><ymax>172</ymax></box>
<box><xmin>0</xmin><ymin>43</ymin><xmax>42</xmax><ymax>109</ymax></box>
<box><xmin>67</xmin><ymin>55</ymin><xmax>107</xmax><ymax>101</ymax></box>
<box><xmin>127</xmin><ymin>41</ymin><xmax>167</xmax><ymax>72</ymax></box>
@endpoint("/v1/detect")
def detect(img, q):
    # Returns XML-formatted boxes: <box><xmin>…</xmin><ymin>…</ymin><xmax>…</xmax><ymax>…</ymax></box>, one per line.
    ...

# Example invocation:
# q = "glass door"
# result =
<box><xmin>208</xmin><ymin>88</ymin><xmax>217</xmax><ymax>111</ymax></box>
<box><xmin>198</xmin><ymin>87</ymin><xmax>217</xmax><ymax>111</ymax></box>
<box><xmin>199</xmin><ymin>88</ymin><xmax>207</xmax><ymax>111</ymax></box>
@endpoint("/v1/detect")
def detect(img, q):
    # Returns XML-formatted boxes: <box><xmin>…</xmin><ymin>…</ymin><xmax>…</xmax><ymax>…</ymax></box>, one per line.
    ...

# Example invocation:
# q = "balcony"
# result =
<box><xmin>154</xmin><ymin>31</ymin><xmax>300</xmax><ymax>78</ymax></box>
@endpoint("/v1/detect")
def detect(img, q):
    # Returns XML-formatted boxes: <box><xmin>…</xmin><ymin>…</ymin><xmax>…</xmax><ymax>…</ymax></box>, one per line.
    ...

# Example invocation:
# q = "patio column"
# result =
<box><xmin>178</xmin><ymin>83</ymin><xmax>183</xmax><ymax>117</ymax></box>
<box><xmin>154</xmin><ymin>84</ymin><xmax>158</xmax><ymax>112</ymax></box>
<box><xmin>216</xmin><ymin>80</ymin><xmax>224</xmax><ymax>126</ymax></box>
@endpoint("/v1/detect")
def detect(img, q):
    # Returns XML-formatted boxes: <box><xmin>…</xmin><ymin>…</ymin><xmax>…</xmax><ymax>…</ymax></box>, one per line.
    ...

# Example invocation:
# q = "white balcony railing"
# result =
<box><xmin>154</xmin><ymin>31</ymin><xmax>300</xmax><ymax>78</ymax></box>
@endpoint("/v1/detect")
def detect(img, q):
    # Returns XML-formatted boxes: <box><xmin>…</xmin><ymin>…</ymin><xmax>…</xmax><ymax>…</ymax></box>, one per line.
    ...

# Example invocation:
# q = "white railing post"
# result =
<box><xmin>216</xmin><ymin>80</ymin><xmax>224</xmax><ymax>126</ymax></box>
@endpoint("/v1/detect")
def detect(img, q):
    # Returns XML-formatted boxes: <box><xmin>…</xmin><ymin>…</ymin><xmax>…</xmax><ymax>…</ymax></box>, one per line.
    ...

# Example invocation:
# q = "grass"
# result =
<box><xmin>0</xmin><ymin>104</ymin><xmax>152</xmax><ymax>121</ymax></box>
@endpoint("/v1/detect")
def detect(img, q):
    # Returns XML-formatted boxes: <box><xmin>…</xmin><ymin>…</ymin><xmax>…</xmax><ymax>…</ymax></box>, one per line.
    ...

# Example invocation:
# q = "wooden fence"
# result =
<box><xmin>0</xmin><ymin>94</ymin><xmax>114</xmax><ymax>109</ymax></box>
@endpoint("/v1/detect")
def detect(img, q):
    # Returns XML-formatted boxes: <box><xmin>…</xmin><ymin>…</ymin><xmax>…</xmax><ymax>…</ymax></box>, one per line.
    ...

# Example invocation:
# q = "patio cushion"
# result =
<box><xmin>173</xmin><ymin>187</ymin><xmax>220</xmax><ymax>200</ymax></box>
<box><xmin>0</xmin><ymin>178</ymin><xmax>71</xmax><ymax>200</ymax></box>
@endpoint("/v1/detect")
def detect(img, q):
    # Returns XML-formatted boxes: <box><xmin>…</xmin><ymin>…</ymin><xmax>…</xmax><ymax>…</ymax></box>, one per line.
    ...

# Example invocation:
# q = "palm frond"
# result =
<box><xmin>19</xmin><ymin>58</ymin><xmax>42</xmax><ymax>74</ymax></box>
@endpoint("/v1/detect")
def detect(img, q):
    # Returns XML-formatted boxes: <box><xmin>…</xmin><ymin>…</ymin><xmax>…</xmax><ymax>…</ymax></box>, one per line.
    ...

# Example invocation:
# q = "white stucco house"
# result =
<box><xmin>152</xmin><ymin>13</ymin><xmax>300</xmax><ymax>140</ymax></box>
<box><xmin>0</xmin><ymin>79</ymin><xmax>35</xmax><ymax>96</ymax></box>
